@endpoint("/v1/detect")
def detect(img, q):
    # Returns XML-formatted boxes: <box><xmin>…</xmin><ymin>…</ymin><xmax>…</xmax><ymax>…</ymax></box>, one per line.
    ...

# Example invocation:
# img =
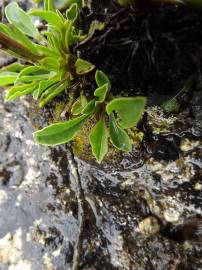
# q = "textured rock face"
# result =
<box><xmin>0</xmin><ymin>94</ymin><xmax>78</xmax><ymax>270</ymax></box>
<box><xmin>0</xmin><ymin>90</ymin><xmax>202</xmax><ymax>270</ymax></box>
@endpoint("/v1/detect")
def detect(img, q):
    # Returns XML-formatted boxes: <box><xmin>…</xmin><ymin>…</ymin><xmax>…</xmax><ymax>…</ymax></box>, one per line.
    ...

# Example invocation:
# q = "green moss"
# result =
<box><xmin>73</xmin><ymin>116</ymin><xmax>144</xmax><ymax>163</ymax></box>
<box><xmin>128</xmin><ymin>127</ymin><xmax>144</xmax><ymax>146</ymax></box>
<box><xmin>73</xmin><ymin>116</ymin><xmax>96</xmax><ymax>161</ymax></box>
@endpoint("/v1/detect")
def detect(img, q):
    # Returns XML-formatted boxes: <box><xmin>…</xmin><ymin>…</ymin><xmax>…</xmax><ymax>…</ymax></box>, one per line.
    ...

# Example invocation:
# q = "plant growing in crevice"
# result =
<box><xmin>0</xmin><ymin>1</ymin><xmax>94</xmax><ymax>107</ymax></box>
<box><xmin>34</xmin><ymin>70</ymin><xmax>147</xmax><ymax>163</ymax></box>
<box><xmin>0</xmin><ymin>0</ymin><xmax>147</xmax><ymax>163</ymax></box>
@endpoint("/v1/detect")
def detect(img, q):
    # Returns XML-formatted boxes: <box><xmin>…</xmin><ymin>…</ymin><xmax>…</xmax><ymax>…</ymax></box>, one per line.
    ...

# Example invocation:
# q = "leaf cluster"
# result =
<box><xmin>34</xmin><ymin>71</ymin><xmax>147</xmax><ymax>163</ymax></box>
<box><xmin>0</xmin><ymin>0</ymin><xmax>147</xmax><ymax>163</ymax></box>
<box><xmin>0</xmin><ymin>1</ymin><xmax>94</xmax><ymax>107</ymax></box>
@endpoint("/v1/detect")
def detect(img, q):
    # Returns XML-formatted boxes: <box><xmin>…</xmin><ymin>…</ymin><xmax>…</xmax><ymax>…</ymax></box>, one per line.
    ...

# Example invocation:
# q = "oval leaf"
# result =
<box><xmin>5</xmin><ymin>82</ymin><xmax>37</xmax><ymax>101</ymax></box>
<box><xmin>5</xmin><ymin>2</ymin><xmax>39</xmax><ymax>38</ymax></box>
<box><xmin>75</xmin><ymin>58</ymin><xmax>95</xmax><ymax>75</ymax></box>
<box><xmin>15</xmin><ymin>66</ymin><xmax>46</xmax><ymax>83</ymax></box>
<box><xmin>95</xmin><ymin>70</ymin><xmax>111</xmax><ymax>90</ymax></box>
<box><xmin>66</xmin><ymin>3</ymin><xmax>78</xmax><ymax>21</ymax></box>
<box><xmin>106</xmin><ymin>97</ymin><xmax>147</xmax><ymax>129</ymax></box>
<box><xmin>109</xmin><ymin>113</ymin><xmax>132</xmax><ymax>152</ymax></box>
<box><xmin>34</xmin><ymin>114</ymin><xmax>89</xmax><ymax>146</ymax></box>
<box><xmin>94</xmin><ymin>83</ymin><xmax>108</xmax><ymax>105</ymax></box>
<box><xmin>89</xmin><ymin>116</ymin><xmax>108</xmax><ymax>163</ymax></box>
<box><xmin>29</xmin><ymin>10</ymin><xmax>64</xmax><ymax>30</ymax></box>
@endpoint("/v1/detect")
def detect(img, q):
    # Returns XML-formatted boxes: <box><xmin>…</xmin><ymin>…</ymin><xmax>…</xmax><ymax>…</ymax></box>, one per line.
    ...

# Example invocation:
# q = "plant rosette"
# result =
<box><xmin>34</xmin><ymin>70</ymin><xmax>147</xmax><ymax>163</ymax></box>
<box><xmin>0</xmin><ymin>1</ymin><xmax>94</xmax><ymax>107</ymax></box>
<box><xmin>0</xmin><ymin>0</ymin><xmax>147</xmax><ymax>163</ymax></box>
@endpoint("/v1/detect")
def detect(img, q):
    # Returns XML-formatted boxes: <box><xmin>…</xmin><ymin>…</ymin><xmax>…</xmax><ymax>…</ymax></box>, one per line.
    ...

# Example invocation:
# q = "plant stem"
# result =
<box><xmin>0</xmin><ymin>32</ymin><xmax>43</xmax><ymax>63</ymax></box>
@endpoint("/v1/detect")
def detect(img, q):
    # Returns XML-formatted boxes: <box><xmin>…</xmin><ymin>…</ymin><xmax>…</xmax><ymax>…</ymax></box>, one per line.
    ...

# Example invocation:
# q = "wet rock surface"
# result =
<box><xmin>0</xmin><ymin>90</ymin><xmax>201</xmax><ymax>269</ymax></box>
<box><xmin>0</xmin><ymin>94</ymin><xmax>77</xmax><ymax>270</ymax></box>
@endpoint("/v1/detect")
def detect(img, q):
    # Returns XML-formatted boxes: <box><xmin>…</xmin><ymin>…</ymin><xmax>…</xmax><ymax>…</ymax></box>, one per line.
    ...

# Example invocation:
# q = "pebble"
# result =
<box><xmin>194</xmin><ymin>182</ymin><xmax>202</xmax><ymax>191</ymax></box>
<box><xmin>138</xmin><ymin>216</ymin><xmax>161</xmax><ymax>235</ymax></box>
<box><xmin>164</xmin><ymin>208</ymin><xmax>180</xmax><ymax>223</ymax></box>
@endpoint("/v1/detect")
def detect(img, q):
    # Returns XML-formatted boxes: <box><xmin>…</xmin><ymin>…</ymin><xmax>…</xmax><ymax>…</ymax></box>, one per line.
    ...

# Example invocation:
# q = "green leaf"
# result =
<box><xmin>94</xmin><ymin>83</ymin><xmax>108</xmax><ymax>105</ymax></box>
<box><xmin>95</xmin><ymin>70</ymin><xmax>111</xmax><ymax>90</ymax></box>
<box><xmin>5</xmin><ymin>2</ymin><xmax>39</xmax><ymax>39</ymax></box>
<box><xmin>71</xmin><ymin>95</ymin><xmax>87</xmax><ymax>115</ymax></box>
<box><xmin>44</xmin><ymin>0</ymin><xmax>55</xmax><ymax>11</ymax></box>
<box><xmin>45</xmin><ymin>31</ymin><xmax>63</xmax><ymax>55</ymax></box>
<box><xmin>5</xmin><ymin>82</ymin><xmax>37</xmax><ymax>101</ymax></box>
<box><xmin>0</xmin><ymin>63</ymin><xmax>26</xmax><ymax>73</ymax></box>
<box><xmin>33</xmin><ymin>114</ymin><xmax>89</xmax><ymax>146</ymax></box>
<box><xmin>109</xmin><ymin>113</ymin><xmax>132</xmax><ymax>152</ymax></box>
<box><xmin>15</xmin><ymin>66</ymin><xmax>47</xmax><ymax>83</ymax></box>
<box><xmin>19</xmin><ymin>74</ymin><xmax>52</xmax><ymax>83</ymax></box>
<box><xmin>40</xmin><ymin>57</ymin><xmax>60</xmax><ymax>71</ymax></box>
<box><xmin>39</xmin><ymin>80</ymin><xmax>63</xmax><ymax>99</ymax></box>
<box><xmin>89</xmin><ymin>116</ymin><xmax>108</xmax><ymax>163</ymax></box>
<box><xmin>33</xmin><ymin>79</ymin><xmax>57</xmax><ymax>100</ymax></box>
<box><xmin>9</xmin><ymin>25</ymin><xmax>39</xmax><ymax>55</ymax></box>
<box><xmin>0</xmin><ymin>31</ymin><xmax>41</xmax><ymax>62</ymax></box>
<box><xmin>75</xmin><ymin>58</ymin><xmax>95</xmax><ymax>75</ymax></box>
<box><xmin>35</xmin><ymin>45</ymin><xmax>60</xmax><ymax>58</ymax></box>
<box><xmin>39</xmin><ymin>81</ymin><xmax>68</xmax><ymax>107</ymax></box>
<box><xmin>66</xmin><ymin>3</ymin><xmax>78</xmax><ymax>21</ymax></box>
<box><xmin>56</xmin><ymin>10</ymin><xmax>66</xmax><ymax>23</ymax></box>
<box><xmin>106</xmin><ymin>97</ymin><xmax>147</xmax><ymax>129</ymax></box>
<box><xmin>88</xmin><ymin>21</ymin><xmax>105</xmax><ymax>36</ymax></box>
<box><xmin>0</xmin><ymin>23</ymin><xmax>13</xmax><ymax>36</ymax></box>
<box><xmin>64</xmin><ymin>20</ymin><xmax>73</xmax><ymax>49</ymax></box>
<box><xmin>32</xmin><ymin>89</ymin><xmax>39</xmax><ymax>100</ymax></box>
<box><xmin>0</xmin><ymin>23</ymin><xmax>39</xmax><ymax>57</ymax></box>
<box><xmin>0</xmin><ymin>72</ymin><xmax>17</xmax><ymax>86</ymax></box>
<box><xmin>81</xmin><ymin>99</ymin><xmax>96</xmax><ymax>115</ymax></box>
<box><xmin>30</xmin><ymin>10</ymin><xmax>64</xmax><ymax>30</ymax></box>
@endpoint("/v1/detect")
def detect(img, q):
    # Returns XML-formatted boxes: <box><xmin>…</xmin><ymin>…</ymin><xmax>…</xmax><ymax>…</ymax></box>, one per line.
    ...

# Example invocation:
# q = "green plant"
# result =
<box><xmin>0</xmin><ymin>0</ymin><xmax>147</xmax><ymax>163</ymax></box>
<box><xmin>34</xmin><ymin>70</ymin><xmax>147</xmax><ymax>163</ymax></box>
<box><xmin>0</xmin><ymin>1</ymin><xmax>94</xmax><ymax>107</ymax></box>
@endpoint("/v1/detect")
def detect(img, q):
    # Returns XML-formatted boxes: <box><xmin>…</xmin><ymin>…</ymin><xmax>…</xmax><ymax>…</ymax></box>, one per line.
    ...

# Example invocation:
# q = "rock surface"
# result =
<box><xmin>0</xmin><ymin>91</ymin><xmax>202</xmax><ymax>269</ymax></box>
